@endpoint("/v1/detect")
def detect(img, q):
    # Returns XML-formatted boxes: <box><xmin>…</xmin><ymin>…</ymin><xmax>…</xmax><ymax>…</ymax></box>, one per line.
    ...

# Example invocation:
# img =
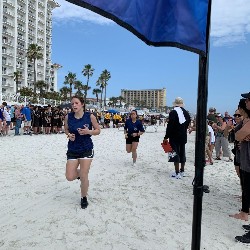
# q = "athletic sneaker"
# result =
<box><xmin>81</xmin><ymin>197</ymin><xmax>88</xmax><ymax>209</ymax></box>
<box><xmin>171</xmin><ymin>172</ymin><xmax>182</xmax><ymax>179</ymax></box>
<box><xmin>132</xmin><ymin>162</ymin><xmax>137</xmax><ymax>167</ymax></box>
<box><xmin>180</xmin><ymin>171</ymin><xmax>185</xmax><ymax>177</ymax></box>
<box><xmin>243</xmin><ymin>225</ymin><xmax>250</xmax><ymax>231</ymax></box>
<box><xmin>235</xmin><ymin>231</ymin><xmax>250</xmax><ymax>243</ymax></box>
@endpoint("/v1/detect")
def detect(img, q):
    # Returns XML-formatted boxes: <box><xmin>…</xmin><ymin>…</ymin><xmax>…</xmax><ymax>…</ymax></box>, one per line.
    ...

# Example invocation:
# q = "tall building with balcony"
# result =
<box><xmin>121</xmin><ymin>88</ymin><xmax>167</xmax><ymax>109</ymax></box>
<box><xmin>0</xmin><ymin>0</ymin><xmax>60</xmax><ymax>97</ymax></box>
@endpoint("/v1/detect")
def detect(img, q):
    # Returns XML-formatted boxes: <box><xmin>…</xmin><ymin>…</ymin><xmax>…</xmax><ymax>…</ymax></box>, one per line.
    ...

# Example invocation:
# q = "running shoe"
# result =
<box><xmin>180</xmin><ymin>171</ymin><xmax>185</xmax><ymax>177</ymax></box>
<box><xmin>81</xmin><ymin>197</ymin><xmax>88</xmax><ymax>209</ymax></box>
<box><xmin>171</xmin><ymin>172</ymin><xmax>182</xmax><ymax>179</ymax></box>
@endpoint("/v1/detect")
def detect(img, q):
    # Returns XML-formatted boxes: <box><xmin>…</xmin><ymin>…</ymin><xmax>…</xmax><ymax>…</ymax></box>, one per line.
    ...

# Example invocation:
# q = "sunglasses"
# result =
<box><xmin>233</xmin><ymin>114</ymin><xmax>241</xmax><ymax>118</ymax></box>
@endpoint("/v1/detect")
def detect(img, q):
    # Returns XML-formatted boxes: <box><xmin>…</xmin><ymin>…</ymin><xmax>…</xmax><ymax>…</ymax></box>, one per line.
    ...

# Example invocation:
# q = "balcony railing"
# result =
<box><xmin>3</xmin><ymin>0</ymin><xmax>15</xmax><ymax>8</ymax></box>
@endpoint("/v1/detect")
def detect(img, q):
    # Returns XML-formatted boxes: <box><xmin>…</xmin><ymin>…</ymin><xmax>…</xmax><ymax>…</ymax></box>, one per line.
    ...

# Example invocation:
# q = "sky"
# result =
<box><xmin>51</xmin><ymin>0</ymin><xmax>250</xmax><ymax>115</ymax></box>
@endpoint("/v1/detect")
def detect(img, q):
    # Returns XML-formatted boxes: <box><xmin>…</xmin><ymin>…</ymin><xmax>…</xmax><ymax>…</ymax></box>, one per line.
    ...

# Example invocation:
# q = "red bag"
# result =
<box><xmin>161</xmin><ymin>140</ymin><xmax>172</xmax><ymax>153</ymax></box>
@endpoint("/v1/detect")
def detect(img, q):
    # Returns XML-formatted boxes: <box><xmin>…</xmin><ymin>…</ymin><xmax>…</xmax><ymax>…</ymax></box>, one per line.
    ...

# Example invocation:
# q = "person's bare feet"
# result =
<box><xmin>229</xmin><ymin>212</ymin><xmax>248</xmax><ymax>221</ymax></box>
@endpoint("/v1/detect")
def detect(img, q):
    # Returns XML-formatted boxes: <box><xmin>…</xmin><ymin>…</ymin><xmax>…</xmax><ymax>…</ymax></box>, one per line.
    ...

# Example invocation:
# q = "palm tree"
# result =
<box><xmin>109</xmin><ymin>96</ymin><xmax>118</xmax><ymax>107</ymax></box>
<box><xmin>82</xmin><ymin>64</ymin><xmax>94</xmax><ymax>106</ymax></box>
<box><xmin>35</xmin><ymin>80</ymin><xmax>47</xmax><ymax>96</ymax></box>
<box><xmin>100</xmin><ymin>69</ymin><xmax>111</xmax><ymax>109</ymax></box>
<box><xmin>19</xmin><ymin>87</ymin><xmax>34</xmax><ymax>97</ymax></box>
<box><xmin>92</xmin><ymin>88</ymin><xmax>101</xmax><ymax>102</ymax></box>
<box><xmin>96</xmin><ymin>76</ymin><xmax>105</xmax><ymax>109</ymax></box>
<box><xmin>64</xmin><ymin>72</ymin><xmax>76</xmax><ymax>99</ymax></box>
<box><xmin>43</xmin><ymin>91</ymin><xmax>61</xmax><ymax>101</ymax></box>
<box><xmin>82</xmin><ymin>85</ymin><xmax>91</xmax><ymax>100</ymax></box>
<box><xmin>118</xmin><ymin>96</ymin><xmax>124</xmax><ymax>108</ymax></box>
<box><xmin>13</xmin><ymin>70</ymin><xmax>22</xmax><ymax>94</ymax></box>
<box><xmin>74</xmin><ymin>80</ymin><xmax>84</xmax><ymax>97</ymax></box>
<box><xmin>26</xmin><ymin>44</ymin><xmax>43</xmax><ymax>93</ymax></box>
<box><xmin>59</xmin><ymin>86</ymin><xmax>71</xmax><ymax>101</ymax></box>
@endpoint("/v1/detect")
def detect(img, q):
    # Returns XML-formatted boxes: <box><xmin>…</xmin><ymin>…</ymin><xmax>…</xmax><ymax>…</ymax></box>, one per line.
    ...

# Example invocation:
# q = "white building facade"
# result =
<box><xmin>0</xmin><ymin>0</ymin><xmax>60</xmax><ymax>97</ymax></box>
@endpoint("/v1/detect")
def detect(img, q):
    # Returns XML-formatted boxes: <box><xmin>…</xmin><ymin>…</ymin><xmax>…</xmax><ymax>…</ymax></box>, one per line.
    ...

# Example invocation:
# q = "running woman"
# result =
<box><xmin>64</xmin><ymin>96</ymin><xmax>100</xmax><ymax>209</ymax></box>
<box><xmin>124</xmin><ymin>110</ymin><xmax>145</xmax><ymax>166</ymax></box>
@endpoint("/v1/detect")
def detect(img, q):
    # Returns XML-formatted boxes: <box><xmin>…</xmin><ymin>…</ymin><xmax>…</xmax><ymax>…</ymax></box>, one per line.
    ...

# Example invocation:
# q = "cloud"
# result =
<box><xmin>53</xmin><ymin>0</ymin><xmax>112</xmax><ymax>25</ymax></box>
<box><xmin>53</xmin><ymin>0</ymin><xmax>250</xmax><ymax>46</ymax></box>
<box><xmin>211</xmin><ymin>0</ymin><xmax>250</xmax><ymax>46</ymax></box>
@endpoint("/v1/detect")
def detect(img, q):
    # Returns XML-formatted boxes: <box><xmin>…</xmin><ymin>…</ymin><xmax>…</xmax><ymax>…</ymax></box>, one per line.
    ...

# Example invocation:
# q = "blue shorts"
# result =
<box><xmin>67</xmin><ymin>149</ymin><xmax>94</xmax><ymax>160</ymax></box>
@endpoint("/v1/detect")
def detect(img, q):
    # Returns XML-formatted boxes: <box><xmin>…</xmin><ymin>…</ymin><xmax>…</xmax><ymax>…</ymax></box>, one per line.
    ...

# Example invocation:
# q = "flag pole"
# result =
<box><xmin>191</xmin><ymin>1</ymin><xmax>212</xmax><ymax>249</ymax></box>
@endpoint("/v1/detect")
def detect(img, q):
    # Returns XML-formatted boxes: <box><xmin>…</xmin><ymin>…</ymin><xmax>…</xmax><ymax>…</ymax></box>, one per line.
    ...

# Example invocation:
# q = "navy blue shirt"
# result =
<box><xmin>124</xmin><ymin>119</ymin><xmax>145</xmax><ymax>136</ymax></box>
<box><xmin>67</xmin><ymin>112</ymin><xmax>93</xmax><ymax>153</ymax></box>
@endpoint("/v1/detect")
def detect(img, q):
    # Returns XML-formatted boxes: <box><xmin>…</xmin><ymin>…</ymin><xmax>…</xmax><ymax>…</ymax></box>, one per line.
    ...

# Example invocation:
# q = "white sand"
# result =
<box><xmin>0</xmin><ymin>126</ymin><xmax>249</xmax><ymax>250</ymax></box>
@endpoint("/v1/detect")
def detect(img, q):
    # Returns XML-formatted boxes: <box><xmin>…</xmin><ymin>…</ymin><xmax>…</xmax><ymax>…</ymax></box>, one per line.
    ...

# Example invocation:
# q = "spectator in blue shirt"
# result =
<box><xmin>22</xmin><ymin>104</ymin><xmax>32</xmax><ymax>135</ymax></box>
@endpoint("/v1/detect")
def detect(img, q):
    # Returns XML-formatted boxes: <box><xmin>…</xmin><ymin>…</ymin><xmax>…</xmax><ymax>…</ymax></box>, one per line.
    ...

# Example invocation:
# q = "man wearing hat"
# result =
<box><xmin>207</xmin><ymin>107</ymin><xmax>217</xmax><ymax>123</ymax></box>
<box><xmin>163</xmin><ymin>97</ymin><xmax>191</xmax><ymax>179</ymax></box>
<box><xmin>233</xmin><ymin>91</ymin><xmax>250</xmax><ymax>243</ymax></box>
<box><xmin>241</xmin><ymin>92</ymin><xmax>250</xmax><ymax>110</ymax></box>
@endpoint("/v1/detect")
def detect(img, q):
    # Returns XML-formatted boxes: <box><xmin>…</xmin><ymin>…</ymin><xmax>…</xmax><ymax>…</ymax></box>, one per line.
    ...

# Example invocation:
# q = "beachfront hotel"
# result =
<box><xmin>121</xmin><ymin>88</ymin><xmax>167</xmax><ymax>109</ymax></box>
<box><xmin>0</xmin><ymin>0</ymin><xmax>60</xmax><ymax>97</ymax></box>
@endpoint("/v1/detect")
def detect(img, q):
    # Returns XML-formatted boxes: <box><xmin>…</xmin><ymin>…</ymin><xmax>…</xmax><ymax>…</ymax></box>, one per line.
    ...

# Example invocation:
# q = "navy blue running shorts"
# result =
<box><xmin>67</xmin><ymin>149</ymin><xmax>94</xmax><ymax>160</ymax></box>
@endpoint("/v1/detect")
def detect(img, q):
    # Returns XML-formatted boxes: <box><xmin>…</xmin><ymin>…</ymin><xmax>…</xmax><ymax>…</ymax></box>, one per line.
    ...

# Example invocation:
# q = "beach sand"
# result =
<box><xmin>0</xmin><ymin>126</ymin><xmax>249</xmax><ymax>250</ymax></box>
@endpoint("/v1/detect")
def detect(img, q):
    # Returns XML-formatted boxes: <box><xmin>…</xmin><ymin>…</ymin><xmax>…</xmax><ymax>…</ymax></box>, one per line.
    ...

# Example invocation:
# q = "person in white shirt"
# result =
<box><xmin>3</xmin><ymin>106</ymin><xmax>11</xmax><ymax>135</ymax></box>
<box><xmin>208</xmin><ymin>121</ymin><xmax>215</xmax><ymax>154</ymax></box>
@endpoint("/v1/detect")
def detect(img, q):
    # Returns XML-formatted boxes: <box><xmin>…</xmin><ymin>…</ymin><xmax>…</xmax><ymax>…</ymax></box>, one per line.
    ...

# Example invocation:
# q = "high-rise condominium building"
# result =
<box><xmin>121</xmin><ymin>88</ymin><xmax>167</xmax><ymax>109</ymax></box>
<box><xmin>0</xmin><ymin>0</ymin><xmax>60</xmax><ymax>97</ymax></box>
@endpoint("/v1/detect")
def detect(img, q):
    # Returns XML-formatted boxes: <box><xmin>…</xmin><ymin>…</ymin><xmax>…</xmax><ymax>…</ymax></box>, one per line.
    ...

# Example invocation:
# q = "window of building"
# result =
<box><xmin>3</xmin><ymin>36</ymin><xmax>8</xmax><ymax>43</ymax></box>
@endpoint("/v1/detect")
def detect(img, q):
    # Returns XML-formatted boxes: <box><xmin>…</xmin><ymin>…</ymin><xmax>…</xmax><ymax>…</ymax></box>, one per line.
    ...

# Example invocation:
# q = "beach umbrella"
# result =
<box><xmin>107</xmin><ymin>109</ymin><xmax>119</xmax><ymax>114</ymax></box>
<box><xmin>65</xmin><ymin>1</ymin><xmax>212</xmax><ymax>249</ymax></box>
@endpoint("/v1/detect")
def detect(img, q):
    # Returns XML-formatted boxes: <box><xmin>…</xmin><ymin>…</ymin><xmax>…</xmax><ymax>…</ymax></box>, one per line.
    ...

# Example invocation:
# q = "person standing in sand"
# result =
<box><xmin>64</xmin><ymin>96</ymin><xmax>100</xmax><ymax>209</ymax></box>
<box><xmin>124</xmin><ymin>110</ymin><xmax>145</xmax><ymax>166</ymax></box>
<box><xmin>231</xmin><ymin>108</ymin><xmax>243</xmax><ymax>179</ymax></box>
<box><xmin>163</xmin><ymin>97</ymin><xmax>191</xmax><ymax>179</ymax></box>
<box><xmin>233</xmin><ymin>93</ymin><xmax>250</xmax><ymax>244</ymax></box>
<box><xmin>229</xmin><ymin>99</ymin><xmax>250</xmax><ymax>220</ymax></box>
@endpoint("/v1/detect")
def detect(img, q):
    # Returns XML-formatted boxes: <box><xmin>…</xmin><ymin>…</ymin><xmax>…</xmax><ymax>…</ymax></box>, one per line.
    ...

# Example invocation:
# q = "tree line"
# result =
<box><xmin>11</xmin><ymin>43</ymin><xmax>125</xmax><ymax>108</ymax></box>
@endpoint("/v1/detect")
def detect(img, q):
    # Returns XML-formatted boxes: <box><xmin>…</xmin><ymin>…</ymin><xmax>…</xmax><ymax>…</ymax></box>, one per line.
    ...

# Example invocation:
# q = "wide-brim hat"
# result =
<box><xmin>241</xmin><ymin>92</ymin><xmax>250</xmax><ymax>99</ymax></box>
<box><xmin>173</xmin><ymin>97</ymin><xmax>184</xmax><ymax>107</ymax></box>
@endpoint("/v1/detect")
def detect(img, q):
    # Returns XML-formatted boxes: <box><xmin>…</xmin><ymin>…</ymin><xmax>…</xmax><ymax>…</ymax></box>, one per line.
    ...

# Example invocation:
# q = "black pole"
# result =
<box><xmin>191</xmin><ymin>55</ymin><xmax>208</xmax><ymax>250</ymax></box>
<box><xmin>191</xmin><ymin>1</ymin><xmax>212</xmax><ymax>249</ymax></box>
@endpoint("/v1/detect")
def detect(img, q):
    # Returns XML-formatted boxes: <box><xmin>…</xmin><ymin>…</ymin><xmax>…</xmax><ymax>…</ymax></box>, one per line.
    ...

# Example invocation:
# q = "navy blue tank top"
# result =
<box><xmin>67</xmin><ymin>112</ymin><xmax>93</xmax><ymax>153</ymax></box>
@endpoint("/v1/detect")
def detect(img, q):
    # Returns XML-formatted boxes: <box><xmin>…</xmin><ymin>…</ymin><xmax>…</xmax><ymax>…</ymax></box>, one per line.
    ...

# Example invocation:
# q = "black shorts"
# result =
<box><xmin>67</xmin><ymin>149</ymin><xmax>94</xmax><ymax>160</ymax></box>
<box><xmin>126</xmin><ymin>136</ymin><xmax>139</xmax><ymax>144</ymax></box>
<box><xmin>169</xmin><ymin>141</ymin><xmax>186</xmax><ymax>163</ymax></box>
<box><xmin>104</xmin><ymin>119</ymin><xmax>110</xmax><ymax>124</ymax></box>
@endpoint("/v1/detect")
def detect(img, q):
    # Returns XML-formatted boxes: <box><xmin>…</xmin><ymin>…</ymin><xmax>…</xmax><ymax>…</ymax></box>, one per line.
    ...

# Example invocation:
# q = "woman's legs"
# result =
<box><xmin>229</xmin><ymin>170</ymin><xmax>250</xmax><ymax>221</ymax></box>
<box><xmin>126</xmin><ymin>140</ymin><xmax>139</xmax><ymax>165</ymax></box>
<box><xmin>131</xmin><ymin>142</ymin><xmax>139</xmax><ymax>164</ymax></box>
<box><xmin>79</xmin><ymin>159</ymin><xmax>92</xmax><ymax>197</ymax></box>
<box><xmin>126</xmin><ymin>144</ymin><xmax>132</xmax><ymax>153</ymax></box>
<box><xmin>65</xmin><ymin>159</ymin><xmax>80</xmax><ymax>181</ymax></box>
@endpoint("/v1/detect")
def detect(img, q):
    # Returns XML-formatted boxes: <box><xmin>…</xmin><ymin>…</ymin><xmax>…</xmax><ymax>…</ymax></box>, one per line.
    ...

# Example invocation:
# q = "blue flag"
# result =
<box><xmin>65</xmin><ymin>0</ymin><xmax>210</xmax><ymax>55</ymax></box>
